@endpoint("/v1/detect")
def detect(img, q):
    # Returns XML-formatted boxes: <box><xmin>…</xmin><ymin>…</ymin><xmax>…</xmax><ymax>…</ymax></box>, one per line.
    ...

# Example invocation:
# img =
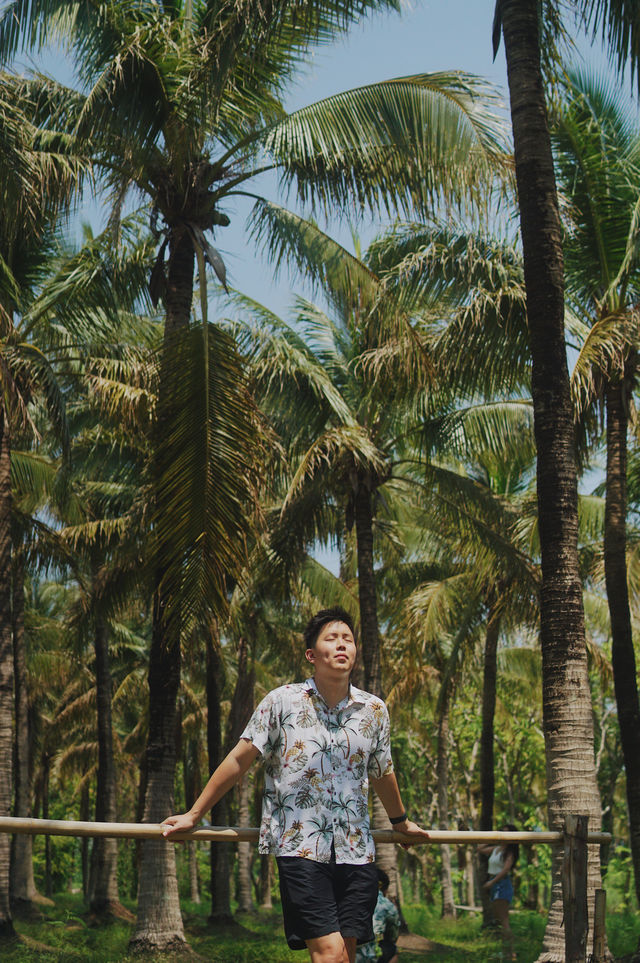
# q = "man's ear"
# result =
<box><xmin>305</xmin><ymin>648</ymin><xmax>315</xmax><ymax>663</ymax></box>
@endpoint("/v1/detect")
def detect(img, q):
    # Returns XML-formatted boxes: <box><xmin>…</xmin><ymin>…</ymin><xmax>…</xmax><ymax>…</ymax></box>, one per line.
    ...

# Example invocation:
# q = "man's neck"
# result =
<box><xmin>312</xmin><ymin>673</ymin><xmax>350</xmax><ymax>709</ymax></box>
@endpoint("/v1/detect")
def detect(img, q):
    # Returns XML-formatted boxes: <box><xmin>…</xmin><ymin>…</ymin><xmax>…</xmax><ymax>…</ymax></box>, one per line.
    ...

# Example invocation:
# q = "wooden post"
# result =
<box><xmin>592</xmin><ymin>888</ymin><xmax>606</xmax><ymax>962</ymax></box>
<box><xmin>562</xmin><ymin>814</ymin><xmax>588</xmax><ymax>963</ymax></box>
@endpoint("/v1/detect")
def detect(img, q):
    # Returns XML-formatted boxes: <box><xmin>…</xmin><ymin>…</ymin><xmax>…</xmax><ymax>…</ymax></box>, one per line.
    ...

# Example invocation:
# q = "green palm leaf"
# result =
<box><xmin>153</xmin><ymin>321</ymin><xmax>260</xmax><ymax>633</ymax></box>
<box><xmin>262</xmin><ymin>72</ymin><xmax>508</xmax><ymax>217</ymax></box>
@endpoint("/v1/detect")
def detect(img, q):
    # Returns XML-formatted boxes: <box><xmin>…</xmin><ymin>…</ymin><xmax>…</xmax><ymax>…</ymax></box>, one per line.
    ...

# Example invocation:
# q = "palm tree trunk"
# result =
<box><xmin>352</xmin><ymin>472</ymin><xmax>404</xmax><ymax>905</ymax></box>
<box><xmin>479</xmin><ymin>604</ymin><xmax>500</xmax><ymax>925</ymax></box>
<box><xmin>89</xmin><ymin>612</ymin><xmax>120</xmax><ymax>915</ymax></box>
<box><xmin>0</xmin><ymin>405</ymin><xmax>15</xmax><ymax>940</ymax></box>
<box><xmin>604</xmin><ymin>377</ymin><xmax>640</xmax><ymax>906</ymax></box>
<box><xmin>225</xmin><ymin>636</ymin><xmax>255</xmax><ymax>916</ymax></box>
<box><xmin>42</xmin><ymin>755</ymin><xmax>51</xmax><ymax>899</ymax></box>
<box><xmin>183</xmin><ymin>742</ymin><xmax>201</xmax><ymax>905</ymax></box>
<box><xmin>130</xmin><ymin>227</ymin><xmax>195</xmax><ymax>952</ymax></box>
<box><xmin>236</xmin><ymin>775</ymin><xmax>253</xmax><ymax>914</ymax></box>
<box><xmin>10</xmin><ymin>539</ymin><xmax>38</xmax><ymax>916</ymax></box>
<box><xmin>207</xmin><ymin>630</ymin><xmax>232</xmax><ymax>923</ymax></box>
<box><xmin>80</xmin><ymin>780</ymin><xmax>90</xmax><ymax>902</ymax></box>
<box><xmin>436</xmin><ymin>694</ymin><xmax>455</xmax><ymax>919</ymax></box>
<box><xmin>479</xmin><ymin>605</ymin><xmax>499</xmax><ymax>834</ymax></box>
<box><xmin>129</xmin><ymin>591</ymin><xmax>184</xmax><ymax>951</ymax></box>
<box><xmin>353</xmin><ymin>474</ymin><xmax>382</xmax><ymax>697</ymax></box>
<box><xmin>499</xmin><ymin>3</ymin><xmax>605</xmax><ymax>957</ymax></box>
<box><xmin>258</xmin><ymin>854</ymin><xmax>272</xmax><ymax>909</ymax></box>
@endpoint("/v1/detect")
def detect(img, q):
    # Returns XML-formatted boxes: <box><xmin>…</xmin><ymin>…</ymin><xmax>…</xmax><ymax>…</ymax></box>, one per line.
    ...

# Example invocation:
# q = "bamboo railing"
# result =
<box><xmin>0</xmin><ymin>815</ymin><xmax>611</xmax><ymax>961</ymax></box>
<box><xmin>0</xmin><ymin>816</ymin><xmax>612</xmax><ymax>846</ymax></box>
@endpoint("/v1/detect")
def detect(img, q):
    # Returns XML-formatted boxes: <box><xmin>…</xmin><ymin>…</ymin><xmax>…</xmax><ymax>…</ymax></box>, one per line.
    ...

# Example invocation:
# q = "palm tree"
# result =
<box><xmin>0</xmin><ymin>0</ymin><xmax>510</xmax><ymax>946</ymax></box>
<box><xmin>381</xmin><ymin>421</ymin><xmax>539</xmax><ymax>916</ymax></box>
<box><xmin>0</xmin><ymin>72</ymin><xmax>88</xmax><ymax>940</ymax></box>
<box><xmin>3</xmin><ymin>209</ymin><xmax>156</xmax><ymax>922</ymax></box>
<box><xmin>490</xmin><ymin>1</ymin><xmax>640</xmax><ymax>953</ymax></box>
<box><xmin>56</xmin><ymin>293</ymin><xmax>156</xmax><ymax>918</ymax></box>
<box><xmin>554</xmin><ymin>68</ymin><xmax>640</xmax><ymax>907</ymax></box>
<box><xmin>233</xmin><ymin>211</ymin><xmax>537</xmax><ymax>907</ymax></box>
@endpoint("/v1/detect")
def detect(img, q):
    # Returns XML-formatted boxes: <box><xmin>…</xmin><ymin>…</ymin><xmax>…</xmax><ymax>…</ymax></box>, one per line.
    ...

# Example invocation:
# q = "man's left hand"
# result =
<box><xmin>393</xmin><ymin>819</ymin><xmax>430</xmax><ymax>850</ymax></box>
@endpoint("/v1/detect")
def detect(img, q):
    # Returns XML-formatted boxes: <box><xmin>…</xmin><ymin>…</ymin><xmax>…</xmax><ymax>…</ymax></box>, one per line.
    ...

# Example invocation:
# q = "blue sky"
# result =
<box><xmin>31</xmin><ymin>0</ymin><xmax>617</xmax><ymax>318</ymax></box>
<box><xmin>212</xmin><ymin>0</ymin><xmax>511</xmax><ymax>313</ymax></box>
<box><xmin>47</xmin><ymin>0</ymin><xmax>515</xmax><ymax>314</ymax></box>
<box><xmin>175</xmin><ymin>0</ymin><xmax>611</xmax><ymax>319</ymax></box>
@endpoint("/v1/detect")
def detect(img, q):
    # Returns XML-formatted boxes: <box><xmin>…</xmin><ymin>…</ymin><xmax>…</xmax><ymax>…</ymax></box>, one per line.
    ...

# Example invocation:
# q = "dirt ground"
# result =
<box><xmin>397</xmin><ymin>932</ymin><xmax>450</xmax><ymax>955</ymax></box>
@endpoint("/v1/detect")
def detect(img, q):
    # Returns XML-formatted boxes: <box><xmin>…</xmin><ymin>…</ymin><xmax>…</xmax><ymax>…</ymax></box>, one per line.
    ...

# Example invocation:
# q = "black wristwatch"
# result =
<box><xmin>389</xmin><ymin>811</ymin><xmax>408</xmax><ymax>825</ymax></box>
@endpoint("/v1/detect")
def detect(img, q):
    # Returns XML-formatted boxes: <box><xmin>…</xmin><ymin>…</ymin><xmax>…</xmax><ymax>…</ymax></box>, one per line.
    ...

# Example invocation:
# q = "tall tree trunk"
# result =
<box><xmin>42</xmin><ymin>755</ymin><xmax>52</xmax><ymax>900</ymax></box>
<box><xmin>225</xmin><ymin>636</ymin><xmax>255</xmax><ymax>916</ymax></box>
<box><xmin>80</xmin><ymin>780</ymin><xmax>90</xmax><ymax>902</ymax></box>
<box><xmin>10</xmin><ymin>540</ymin><xmax>38</xmax><ymax>916</ymax></box>
<box><xmin>130</xmin><ymin>227</ymin><xmax>194</xmax><ymax>953</ymax></box>
<box><xmin>89</xmin><ymin>611</ymin><xmax>120</xmax><ymax>915</ymax></box>
<box><xmin>129</xmin><ymin>591</ymin><xmax>184</xmax><ymax>951</ymax></box>
<box><xmin>479</xmin><ymin>604</ymin><xmax>500</xmax><ymax>925</ymax></box>
<box><xmin>258</xmin><ymin>855</ymin><xmax>272</xmax><ymax>909</ymax></box>
<box><xmin>236</xmin><ymin>775</ymin><xmax>253</xmax><ymax>914</ymax></box>
<box><xmin>207</xmin><ymin>630</ymin><xmax>232</xmax><ymax>923</ymax></box>
<box><xmin>464</xmin><ymin>846</ymin><xmax>475</xmax><ymax>908</ymax></box>
<box><xmin>499</xmin><ymin>3</ymin><xmax>606</xmax><ymax>957</ymax></box>
<box><xmin>186</xmin><ymin>843</ymin><xmax>200</xmax><ymax>905</ymax></box>
<box><xmin>0</xmin><ymin>405</ymin><xmax>15</xmax><ymax>940</ymax></box>
<box><xmin>479</xmin><ymin>605</ymin><xmax>499</xmax><ymax>834</ymax></box>
<box><xmin>183</xmin><ymin>741</ymin><xmax>201</xmax><ymax>905</ymax></box>
<box><xmin>604</xmin><ymin>378</ymin><xmax>640</xmax><ymax>906</ymax></box>
<box><xmin>436</xmin><ymin>694</ymin><xmax>455</xmax><ymax>919</ymax></box>
<box><xmin>353</xmin><ymin>474</ymin><xmax>381</xmax><ymax>696</ymax></box>
<box><xmin>352</xmin><ymin>471</ymin><xmax>403</xmax><ymax>905</ymax></box>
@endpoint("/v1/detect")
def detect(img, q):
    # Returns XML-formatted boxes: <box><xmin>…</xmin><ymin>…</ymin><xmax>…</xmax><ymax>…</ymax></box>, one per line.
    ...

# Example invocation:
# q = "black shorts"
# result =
<box><xmin>276</xmin><ymin>855</ymin><xmax>378</xmax><ymax>950</ymax></box>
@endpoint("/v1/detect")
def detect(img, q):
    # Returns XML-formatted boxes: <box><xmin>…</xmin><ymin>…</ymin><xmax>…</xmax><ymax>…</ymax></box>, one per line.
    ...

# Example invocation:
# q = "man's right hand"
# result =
<box><xmin>161</xmin><ymin>812</ymin><xmax>198</xmax><ymax>837</ymax></box>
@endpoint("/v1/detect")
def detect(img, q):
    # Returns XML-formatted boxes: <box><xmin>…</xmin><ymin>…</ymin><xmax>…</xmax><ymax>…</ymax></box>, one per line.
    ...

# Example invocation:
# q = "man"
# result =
<box><xmin>162</xmin><ymin>606</ymin><xmax>428</xmax><ymax>963</ymax></box>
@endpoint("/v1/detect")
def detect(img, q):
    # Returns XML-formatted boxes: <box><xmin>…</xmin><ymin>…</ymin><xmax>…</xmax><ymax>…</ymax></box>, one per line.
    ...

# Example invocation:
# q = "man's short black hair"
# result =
<box><xmin>303</xmin><ymin>606</ymin><xmax>356</xmax><ymax>649</ymax></box>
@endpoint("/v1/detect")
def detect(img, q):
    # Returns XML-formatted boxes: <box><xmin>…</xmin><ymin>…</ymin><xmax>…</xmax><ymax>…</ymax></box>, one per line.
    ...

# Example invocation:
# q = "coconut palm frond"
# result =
<box><xmin>153</xmin><ymin>322</ymin><xmax>261</xmax><ymax>635</ymax></box>
<box><xmin>283</xmin><ymin>426</ymin><xmax>387</xmax><ymax>512</ymax></box>
<box><xmin>422</xmin><ymin>399</ymin><xmax>535</xmax><ymax>465</ymax></box>
<box><xmin>264</xmin><ymin>72</ymin><xmax>508</xmax><ymax>219</ymax></box>
<box><xmin>298</xmin><ymin>555</ymin><xmax>359</xmax><ymax>621</ymax></box>
<box><xmin>11</xmin><ymin>449</ymin><xmax>58</xmax><ymax>504</ymax></box>
<box><xmin>248</xmin><ymin>199</ymin><xmax>381</xmax><ymax>315</ymax></box>
<box><xmin>571</xmin><ymin>311</ymin><xmax>637</xmax><ymax>414</ymax></box>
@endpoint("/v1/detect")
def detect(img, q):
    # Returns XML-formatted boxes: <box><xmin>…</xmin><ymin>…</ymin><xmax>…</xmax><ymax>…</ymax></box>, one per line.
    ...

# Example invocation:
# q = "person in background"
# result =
<box><xmin>479</xmin><ymin>824</ymin><xmax>519</xmax><ymax>961</ymax></box>
<box><xmin>355</xmin><ymin>867</ymin><xmax>400</xmax><ymax>963</ymax></box>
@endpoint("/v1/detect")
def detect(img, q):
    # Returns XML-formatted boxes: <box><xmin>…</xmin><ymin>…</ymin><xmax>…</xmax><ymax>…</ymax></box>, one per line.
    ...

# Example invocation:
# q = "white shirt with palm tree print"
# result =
<box><xmin>241</xmin><ymin>677</ymin><xmax>394</xmax><ymax>864</ymax></box>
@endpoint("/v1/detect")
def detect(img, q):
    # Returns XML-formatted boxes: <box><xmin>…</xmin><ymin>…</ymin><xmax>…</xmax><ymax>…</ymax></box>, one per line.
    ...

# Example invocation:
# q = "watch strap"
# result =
<box><xmin>389</xmin><ymin>811</ymin><xmax>408</xmax><ymax>825</ymax></box>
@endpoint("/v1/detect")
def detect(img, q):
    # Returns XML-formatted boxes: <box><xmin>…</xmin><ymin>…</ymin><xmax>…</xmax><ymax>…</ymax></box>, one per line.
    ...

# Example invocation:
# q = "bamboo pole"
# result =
<box><xmin>0</xmin><ymin>816</ymin><xmax>611</xmax><ymax>845</ymax></box>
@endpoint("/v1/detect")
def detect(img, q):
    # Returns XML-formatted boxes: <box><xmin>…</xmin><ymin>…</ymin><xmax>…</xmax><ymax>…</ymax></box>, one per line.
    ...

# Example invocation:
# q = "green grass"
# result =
<box><xmin>403</xmin><ymin>904</ymin><xmax>545</xmax><ymax>962</ymax></box>
<box><xmin>1</xmin><ymin>894</ymin><xmax>638</xmax><ymax>961</ymax></box>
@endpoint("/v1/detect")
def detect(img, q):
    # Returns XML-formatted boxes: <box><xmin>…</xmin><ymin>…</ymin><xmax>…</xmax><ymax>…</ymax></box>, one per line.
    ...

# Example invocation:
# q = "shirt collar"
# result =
<box><xmin>304</xmin><ymin>676</ymin><xmax>365</xmax><ymax>710</ymax></box>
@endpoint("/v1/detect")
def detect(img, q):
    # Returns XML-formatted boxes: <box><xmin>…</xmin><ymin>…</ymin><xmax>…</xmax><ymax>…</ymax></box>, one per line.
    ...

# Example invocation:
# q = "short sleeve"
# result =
<box><xmin>240</xmin><ymin>690</ymin><xmax>281</xmax><ymax>759</ymax></box>
<box><xmin>367</xmin><ymin>700</ymin><xmax>394</xmax><ymax>778</ymax></box>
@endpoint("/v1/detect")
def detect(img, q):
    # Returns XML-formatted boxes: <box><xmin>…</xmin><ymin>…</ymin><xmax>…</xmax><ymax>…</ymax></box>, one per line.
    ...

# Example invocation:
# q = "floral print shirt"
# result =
<box><xmin>240</xmin><ymin>677</ymin><xmax>394</xmax><ymax>864</ymax></box>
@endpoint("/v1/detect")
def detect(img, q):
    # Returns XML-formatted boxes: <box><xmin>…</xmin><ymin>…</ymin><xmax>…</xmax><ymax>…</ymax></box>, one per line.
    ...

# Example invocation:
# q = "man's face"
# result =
<box><xmin>306</xmin><ymin>620</ymin><xmax>357</xmax><ymax>676</ymax></box>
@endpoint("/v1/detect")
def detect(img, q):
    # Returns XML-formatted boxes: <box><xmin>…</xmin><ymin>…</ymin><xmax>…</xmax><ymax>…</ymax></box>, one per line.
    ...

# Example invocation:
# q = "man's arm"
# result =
<box><xmin>162</xmin><ymin>739</ymin><xmax>260</xmax><ymax>837</ymax></box>
<box><xmin>370</xmin><ymin>772</ymin><xmax>430</xmax><ymax>844</ymax></box>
